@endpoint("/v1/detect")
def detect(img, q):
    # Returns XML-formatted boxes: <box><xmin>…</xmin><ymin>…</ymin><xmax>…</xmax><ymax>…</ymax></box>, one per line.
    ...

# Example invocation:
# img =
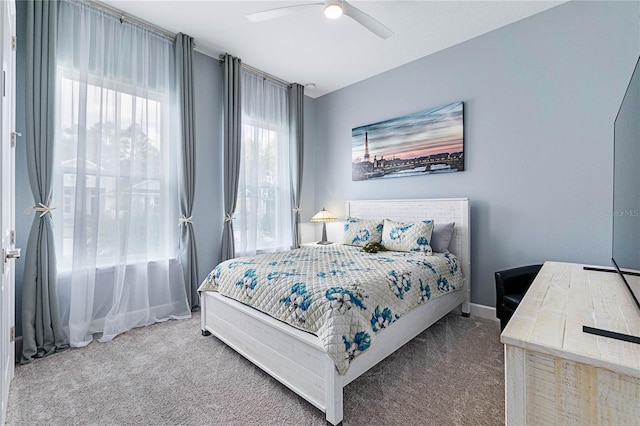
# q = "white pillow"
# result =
<box><xmin>381</xmin><ymin>219</ymin><xmax>434</xmax><ymax>254</ymax></box>
<box><xmin>342</xmin><ymin>217</ymin><xmax>383</xmax><ymax>247</ymax></box>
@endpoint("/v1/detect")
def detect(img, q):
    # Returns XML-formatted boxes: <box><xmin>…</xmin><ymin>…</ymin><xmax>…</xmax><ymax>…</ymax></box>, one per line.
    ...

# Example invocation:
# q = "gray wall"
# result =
<box><xmin>13</xmin><ymin>0</ymin><xmax>225</xmax><ymax>336</ymax></box>
<box><xmin>305</xmin><ymin>0</ymin><xmax>640</xmax><ymax>307</ymax></box>
<box><xmin>192</xmin><ymin>52</ymin><xmax>224</xmax><ymax>285</ymax></box>
<box><xmin>298</xmin><ymin>96</ymin><xmax>317</xmax><ymax>242</ymax></box>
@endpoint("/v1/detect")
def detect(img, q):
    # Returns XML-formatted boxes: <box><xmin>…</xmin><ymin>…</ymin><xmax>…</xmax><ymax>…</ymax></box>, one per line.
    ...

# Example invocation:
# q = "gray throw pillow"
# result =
<box><xmin>431</xmin><ymin>222</ymin><xmax>455</xmax><ymax>253</ymax></box>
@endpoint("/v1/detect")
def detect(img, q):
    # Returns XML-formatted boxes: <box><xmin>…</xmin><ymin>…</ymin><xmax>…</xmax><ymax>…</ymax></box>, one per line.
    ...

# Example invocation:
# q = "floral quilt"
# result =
<box><xmin>199</xmin><ymin>245</ymin><xmax>463</xmax><ymax>375</ymax></box>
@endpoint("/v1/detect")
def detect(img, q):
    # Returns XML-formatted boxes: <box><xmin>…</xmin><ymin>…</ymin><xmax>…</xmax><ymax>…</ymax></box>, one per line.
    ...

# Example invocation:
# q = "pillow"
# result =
<box><xmin>381</xmin><ymin>219</ymin><xmax>434</xmax><ymax>254</ymax></box>
<box><xmin>431</xmin><ymin>222</ymin><xmax>455</xmax><ymax>253</ymax></box>
<box><xmin>342</xmin><ymin>217</ymin><xmax>383</xmax><ymax>247</ymax></box>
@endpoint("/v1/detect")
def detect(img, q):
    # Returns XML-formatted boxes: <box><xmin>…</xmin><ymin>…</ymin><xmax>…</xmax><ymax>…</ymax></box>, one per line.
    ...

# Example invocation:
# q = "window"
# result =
<box><xmin>55</xmin><ymin>74</ymin><xmax>173</xmax><ymax>268</ymax></box>
<box><xmin>235</xmin><ymin>71</ymin><xmax>292</xmax><ymax>255</ymax></box>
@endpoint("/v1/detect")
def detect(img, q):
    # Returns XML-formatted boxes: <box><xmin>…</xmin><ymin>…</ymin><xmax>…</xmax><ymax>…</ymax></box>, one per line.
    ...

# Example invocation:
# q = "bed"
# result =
<box><xmin>199</xmin><ymin>198</ymin><xmax>470</xmax><ymax>425</ymax></box>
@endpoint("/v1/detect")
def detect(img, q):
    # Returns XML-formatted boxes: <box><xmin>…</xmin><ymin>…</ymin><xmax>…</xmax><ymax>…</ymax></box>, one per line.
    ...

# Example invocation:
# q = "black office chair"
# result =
<box><xmin>495</xmin><ymin>264</ymin><xmax>543</xmax><ymax>330</ymax></box>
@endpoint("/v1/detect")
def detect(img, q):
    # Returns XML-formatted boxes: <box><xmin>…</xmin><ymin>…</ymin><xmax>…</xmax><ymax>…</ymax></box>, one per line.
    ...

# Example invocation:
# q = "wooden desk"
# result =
<box><xmin>501</xmin><ymin>261</ymin><xmax>640</xmax><ymax>425</ymax></box>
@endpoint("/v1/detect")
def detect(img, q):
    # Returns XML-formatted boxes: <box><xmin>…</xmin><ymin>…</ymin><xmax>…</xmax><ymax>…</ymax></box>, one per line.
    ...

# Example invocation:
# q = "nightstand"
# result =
<box><xmin>300</xmin><ymin>242</ymin><xmax>334</xmax><ymax>247</ymax></box>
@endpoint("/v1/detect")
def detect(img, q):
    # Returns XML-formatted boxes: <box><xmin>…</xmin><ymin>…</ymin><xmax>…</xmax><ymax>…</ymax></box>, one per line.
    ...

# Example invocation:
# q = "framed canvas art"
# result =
<box><xmin>352</xmin><ymin>101</ymin><xmax>464</xmax><ymax>181</ymax></box>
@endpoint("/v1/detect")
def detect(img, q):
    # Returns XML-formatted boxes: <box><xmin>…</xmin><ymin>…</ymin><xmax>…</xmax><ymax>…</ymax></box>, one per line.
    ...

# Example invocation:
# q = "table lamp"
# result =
<box><xmin>310</xmin><ymin>207</ymin><xmax>337</xmax><ymax>245</ymax></box>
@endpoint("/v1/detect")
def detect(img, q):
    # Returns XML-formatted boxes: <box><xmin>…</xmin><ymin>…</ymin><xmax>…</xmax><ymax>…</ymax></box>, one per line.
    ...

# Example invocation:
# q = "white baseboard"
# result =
<box><xmin>470</xmin><ymin>303</ymin><xmax>498</xmax><ymax>322</ymax></box>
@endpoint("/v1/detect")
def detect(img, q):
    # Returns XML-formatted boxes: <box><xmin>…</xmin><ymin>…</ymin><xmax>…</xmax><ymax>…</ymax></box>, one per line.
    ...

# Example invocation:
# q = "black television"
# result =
<box><xmin>583</xmin><ymin>57</ymin><xmax>640</xmax><ymax>345</ymax></box>
<box><xmin>613</xmin><ymin>57</ymin><xmax>640</xmax><ymax>276</ymax></box>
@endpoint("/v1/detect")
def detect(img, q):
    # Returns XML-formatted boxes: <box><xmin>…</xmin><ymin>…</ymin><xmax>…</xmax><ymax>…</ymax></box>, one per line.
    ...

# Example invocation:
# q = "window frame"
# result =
<box><xmin>54</xmin><ymin>66</ymin><xmax>176</xmax><ymax>270</ymax></box>
<box><xmin>236</xmin><ymin>115</ymin><xmax>291</xmax><ymax>254</ymax></box>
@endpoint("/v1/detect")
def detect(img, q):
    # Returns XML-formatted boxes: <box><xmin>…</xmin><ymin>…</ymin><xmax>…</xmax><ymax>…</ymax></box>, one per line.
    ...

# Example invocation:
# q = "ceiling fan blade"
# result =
<box><xmin>342</xmin><ymin>1</ymin><xmax>394</xmax><ymax>39</ymax></box>
<box><xmin>246</xmin><ymin>3</ymin><xmax>324</xmax><ymax>23</ymax></box>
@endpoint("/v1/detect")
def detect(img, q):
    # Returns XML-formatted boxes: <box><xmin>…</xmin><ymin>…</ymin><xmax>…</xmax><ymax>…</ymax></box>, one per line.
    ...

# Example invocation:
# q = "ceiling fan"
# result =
<box><xmin>246</xmin><ymin>1</ymin><xmax>394</xmax><ymax>40</ymax></box>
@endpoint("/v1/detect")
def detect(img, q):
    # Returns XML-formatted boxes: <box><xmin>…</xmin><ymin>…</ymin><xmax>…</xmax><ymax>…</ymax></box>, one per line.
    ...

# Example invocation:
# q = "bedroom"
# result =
<box><xmin>1</xmin><ymin>0</ymin><xmax>639</xmax><ymax>424</ymax></box>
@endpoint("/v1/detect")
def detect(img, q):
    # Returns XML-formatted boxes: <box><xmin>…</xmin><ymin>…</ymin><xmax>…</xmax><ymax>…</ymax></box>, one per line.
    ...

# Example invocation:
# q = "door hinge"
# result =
<box><xmin>10</xmin><ymin>230</ymin><xmax>15</xmax><ymax>245</ymax></box>
<box><xmin>11</xmin><ymin>132</ymin><xmax>21</xmax><ymax>148</ymax></box>
<box><xmin>11</xmin><ymin>36</ymin><xmax>16</xmax><ymax>51</ymax></box>
<box><xmin>10</xmin><ymin>327</ymin><xmax>14</xmax><ymax>343</ymax></box>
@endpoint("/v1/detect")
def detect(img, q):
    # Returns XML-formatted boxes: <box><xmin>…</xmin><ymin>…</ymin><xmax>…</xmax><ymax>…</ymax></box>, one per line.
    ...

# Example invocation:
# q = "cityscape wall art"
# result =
<box><xmin>352</xmin><ymin>101</ymin><xmax>464</xmax><ymax>181</ymax></box>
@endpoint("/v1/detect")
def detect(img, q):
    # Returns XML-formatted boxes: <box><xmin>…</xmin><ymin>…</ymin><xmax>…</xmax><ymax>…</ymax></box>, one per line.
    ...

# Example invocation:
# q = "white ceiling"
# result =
<box><xmin>102</xmin><ymin>0</ymin><xmax>567</xmax><ymax>98</ymax></box>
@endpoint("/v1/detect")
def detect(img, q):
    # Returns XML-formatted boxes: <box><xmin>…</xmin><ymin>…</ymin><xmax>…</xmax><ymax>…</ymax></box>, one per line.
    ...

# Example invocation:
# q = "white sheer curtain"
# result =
<box><xmin>235</xmin><ymin>71</ymin><xmax>292</xmax><ymax>256</ymax></box>
<box><xmin>53</xmin><ymin>0</ymin><xmax>190</xmax><ymax>347</ymax></box>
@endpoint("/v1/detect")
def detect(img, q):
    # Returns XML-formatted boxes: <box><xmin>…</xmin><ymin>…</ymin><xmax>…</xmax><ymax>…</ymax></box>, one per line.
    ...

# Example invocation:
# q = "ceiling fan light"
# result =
<box><xmin>324</xmin><ymin>3</ymin><xmax>343</xmax><ymax>19</ymax></box>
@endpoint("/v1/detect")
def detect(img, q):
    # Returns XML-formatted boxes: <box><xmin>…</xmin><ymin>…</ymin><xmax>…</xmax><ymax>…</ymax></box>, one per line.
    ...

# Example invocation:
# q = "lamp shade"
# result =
<box><xmin>310</xmin><ymin>208</ymin><xmax>337</xmax><ymax>223</ymax></box>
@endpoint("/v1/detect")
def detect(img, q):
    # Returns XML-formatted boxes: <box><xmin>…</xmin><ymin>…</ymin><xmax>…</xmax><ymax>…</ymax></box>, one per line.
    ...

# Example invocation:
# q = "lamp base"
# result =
<box><xmin>316</xmin><ymin>223</ymin><xmax>332</xmax><ymax>246</ymax></box>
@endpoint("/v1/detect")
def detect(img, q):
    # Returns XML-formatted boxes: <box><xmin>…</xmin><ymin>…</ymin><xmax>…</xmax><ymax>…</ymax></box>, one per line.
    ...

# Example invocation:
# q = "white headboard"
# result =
<box><xmin>346</xmin><ymin>198</ymin><xmax>471</xmax><ymax>301</ymax></box>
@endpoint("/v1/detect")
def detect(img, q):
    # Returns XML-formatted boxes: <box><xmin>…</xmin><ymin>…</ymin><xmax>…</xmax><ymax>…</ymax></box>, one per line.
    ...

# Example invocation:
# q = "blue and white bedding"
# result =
<box><xmin>199</xmin><ymin>245</ymin><xmax>464</xmax><ymax>375</ymax></box>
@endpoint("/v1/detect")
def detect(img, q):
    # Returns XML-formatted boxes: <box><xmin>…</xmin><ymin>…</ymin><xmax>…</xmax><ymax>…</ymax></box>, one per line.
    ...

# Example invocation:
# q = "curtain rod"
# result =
<box><xmin>220</xmin><ymin>55</ymin><xmax>291</xmax><ymax>88</ymax></box>
<box><xmin>242</xmin><ymin>63</ymin><xmax>291</xmax><ymax>87</ymax></box>
<box><xmin>85</xmin><ymin>0</ymin><xmax>177</xmax><ymax>41</ymax></box>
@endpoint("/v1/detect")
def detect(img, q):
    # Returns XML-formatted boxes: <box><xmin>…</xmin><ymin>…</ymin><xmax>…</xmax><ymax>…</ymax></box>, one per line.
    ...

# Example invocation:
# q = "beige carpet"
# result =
<box><xmin>6</xmin><ymin>311</ymin><xmax>504</xmax><ymax>425</ymax></box>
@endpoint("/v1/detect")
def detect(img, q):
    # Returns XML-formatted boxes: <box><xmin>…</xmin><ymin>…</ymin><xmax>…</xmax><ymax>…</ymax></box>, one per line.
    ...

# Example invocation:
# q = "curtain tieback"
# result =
<box><xmin>293</xmin><ymin>206</ymin><xmax>302</xmax><ymax>213</ymax></box>
<box><xmin>179</xmin><ymin>215</ymin><xmax>193</xmax><ymax>225</ymax></box>
<box><xmin>224</xmin><ymin>213</ymin><xmax>234</xmax><ymax>223</ymax></box>
<box><xmin>24</xmin><ymin>202</ymin><xmax>56</xmax><ymax>218</ymax></box>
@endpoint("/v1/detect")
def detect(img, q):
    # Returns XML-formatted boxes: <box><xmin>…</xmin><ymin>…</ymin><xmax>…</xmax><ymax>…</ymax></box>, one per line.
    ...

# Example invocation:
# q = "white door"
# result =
<box><xmin>1</xmin><ymin>0</ymin><xmax>17</xmax><ymax>423</ymax></box>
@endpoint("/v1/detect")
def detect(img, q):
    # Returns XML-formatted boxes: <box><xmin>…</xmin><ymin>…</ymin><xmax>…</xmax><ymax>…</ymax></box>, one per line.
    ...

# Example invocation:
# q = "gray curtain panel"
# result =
<box><xmin>21</xmin><ymin>0</ymin><xmax>68</xmax><ymax>364</ymax></box>
<box><xmin>289</xmin><ymin>84</ymin><xmax>304</xmax><ymax>249</ymax></box>
<box><xmin>220</xmin><ymin>54</ymin><xmax>242</xmax><ymax>262</ymax></box>
<box><xmin>175</xmin><ymin>33</ymin><xmax>199</xmax><ymax>310</ymax></box>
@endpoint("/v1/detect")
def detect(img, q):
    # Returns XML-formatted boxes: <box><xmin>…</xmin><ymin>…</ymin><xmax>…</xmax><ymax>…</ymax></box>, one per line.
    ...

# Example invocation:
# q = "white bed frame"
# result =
<box><xmin>200</xmin><ymin>198</ymin><xmax>470</xmax><ymax>425</ymax></box>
